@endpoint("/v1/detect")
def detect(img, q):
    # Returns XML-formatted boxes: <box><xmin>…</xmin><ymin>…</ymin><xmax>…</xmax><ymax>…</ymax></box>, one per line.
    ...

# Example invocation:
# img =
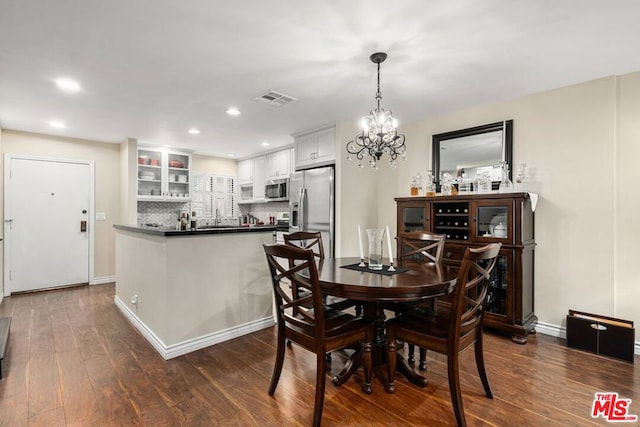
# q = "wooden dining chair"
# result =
<box><xmin>396</xmin><ymin>231</ymin><xmax>446</xmax><ymax>268</ymax></box>
<box><xmin>263</xmin><ymin>243</ymin><xmax>374</xmax><ymax>427</ymax></box>
<box><xmin>284</xmin><ymin>231</ymin><xmax>360</xmax><ymax>314</ymax></box>
<box><xmin>284</xmin><ymin>231</ymin><xmax>360</xmax><ymax>363</ymax></box>
<box><xmin>385</xmin><ymin>243</ymin><xmax>501</xmax><ymax>427</ymax></box>
<box><xmin>395</xmin><ymin>231</ymin><xmax>446</xmax><ymax>369</ymax></box>
<box><xmin>284</xmin><ymin>231</ymin><xmax>325</xmax><ymax>258</ymax></box>
<box><xmin>283</xmin><ymin>232</ymin><xmax>325</xmax><ymax>307</ymax></box>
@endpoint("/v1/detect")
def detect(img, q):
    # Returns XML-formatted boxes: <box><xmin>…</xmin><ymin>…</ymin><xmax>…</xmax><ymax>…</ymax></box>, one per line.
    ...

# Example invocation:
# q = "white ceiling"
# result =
<box><xmin>1</xmin><ymin>1</ymin><xmax>640</xmax><ymax>159</ymax></box>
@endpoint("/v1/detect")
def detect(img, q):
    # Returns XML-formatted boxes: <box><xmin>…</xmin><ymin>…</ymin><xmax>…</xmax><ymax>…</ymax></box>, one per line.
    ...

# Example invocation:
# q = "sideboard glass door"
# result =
<box><xmin>401</xmin><ymin>202</ymin><xmax>430</xmax><ymax>232</ymax></box>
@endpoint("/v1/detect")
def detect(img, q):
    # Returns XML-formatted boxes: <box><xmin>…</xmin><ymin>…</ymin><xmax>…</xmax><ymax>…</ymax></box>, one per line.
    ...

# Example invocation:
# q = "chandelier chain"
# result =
<box><xmin>376</xmin><ymin>60</ymin><xmax>382</xmax><ymax>109</ymax></box>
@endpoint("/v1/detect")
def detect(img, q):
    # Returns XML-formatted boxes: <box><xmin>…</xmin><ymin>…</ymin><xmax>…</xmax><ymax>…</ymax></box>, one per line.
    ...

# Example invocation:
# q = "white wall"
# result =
<box><xmin>368</xmin><ymin>72</ymin><xmax>640</xmax><ymax>340</ymax></box>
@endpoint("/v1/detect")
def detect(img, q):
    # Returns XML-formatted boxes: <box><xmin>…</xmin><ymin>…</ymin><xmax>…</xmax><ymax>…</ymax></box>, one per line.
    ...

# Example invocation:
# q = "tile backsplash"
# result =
<box><xmin>138</xmin><ymin>200</ymin><xmax>290</xmax><ymax>228</ymax></box>
<box><xmin>137</xmin><ymin>201</ymin><xmax>190</xmax><ymax>227</ymax></box>
<box><xmin>239</xmin><ymin>201</ymin><xmax>289</xmax><ymax>223</ymax></box>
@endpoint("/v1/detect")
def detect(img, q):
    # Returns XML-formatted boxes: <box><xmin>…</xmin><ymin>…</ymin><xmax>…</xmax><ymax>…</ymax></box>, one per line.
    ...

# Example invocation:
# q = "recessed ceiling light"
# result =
<box><xmin>226</xmin><ymin>107</ymin><xmax>241</xmax><ymax>116</ymax></box>
<box><xmin>54</xmin><ymin>78</ymin><xmax>81</xmax><ymax>93</ymax></box>
<box><xmin>261</xmin><ymin>141</ymin><xmax>269</xmax><ymax>147</ymax></box>
<box><xmin>188</xmin><ymin>128</ymin><xmax>200</xmax><ymax>134</ymax></box>
<box><xmin>226</xmin><ymin>153</ymin><xmax>236</xmax><ymax>157</ymax></box>
<box><xmin>48</xmin><ymin>120</ymin><xmax>66</xmax><ymax>128</ymax></box>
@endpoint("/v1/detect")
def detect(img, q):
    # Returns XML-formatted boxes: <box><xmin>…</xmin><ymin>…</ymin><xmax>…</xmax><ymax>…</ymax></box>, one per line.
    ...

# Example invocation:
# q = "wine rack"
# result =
<box><xmin>433</xmin><ymin>202</ymin><xmax>469</xmax><ymax>240</ymax></box>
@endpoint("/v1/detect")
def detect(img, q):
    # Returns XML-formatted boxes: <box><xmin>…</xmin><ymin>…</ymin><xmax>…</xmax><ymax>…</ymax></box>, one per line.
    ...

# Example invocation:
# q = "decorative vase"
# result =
<box><xmin>366</xmin><ymin>228</ymin><xmax>384</xmax><ymax>270</ymax></box>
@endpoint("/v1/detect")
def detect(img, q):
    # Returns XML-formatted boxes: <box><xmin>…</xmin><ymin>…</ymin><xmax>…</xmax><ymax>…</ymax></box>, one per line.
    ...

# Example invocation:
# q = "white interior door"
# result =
<box><xmin>4</xmin><ymin>156</ymin><xmax>92</xmax><ymax>293</ymax></box>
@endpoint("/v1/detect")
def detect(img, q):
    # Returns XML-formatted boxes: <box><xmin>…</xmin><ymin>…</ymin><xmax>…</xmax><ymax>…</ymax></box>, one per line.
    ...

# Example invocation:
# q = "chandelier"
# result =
<box><xmin>346</xmin><ymin>52</ymin><xmax>406</xmax><ymax>169</ymax></box>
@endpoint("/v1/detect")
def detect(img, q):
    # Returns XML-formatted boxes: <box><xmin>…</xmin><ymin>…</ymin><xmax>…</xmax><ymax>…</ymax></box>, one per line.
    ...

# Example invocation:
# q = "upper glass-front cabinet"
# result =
<box><xmin>138</xmin><ymin>148</ymin><xmax>191</xmax><ymax>201</ymax></box>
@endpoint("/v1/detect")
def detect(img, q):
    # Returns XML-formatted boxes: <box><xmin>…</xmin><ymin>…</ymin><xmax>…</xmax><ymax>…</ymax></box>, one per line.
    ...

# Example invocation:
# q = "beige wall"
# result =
<box><xmin>191</xmin><ymin>154</ymin><xmax>238</xmax><ymax>176</ymax></box>
<box><xmin>365</xmin><ymin>72</ymin><xmax>639</xmax><ymax>340</ymax></box>
<box><xmin>615</xmin><ymin>72</ymin><xmax>640</xmax><ymax>330</ymax></box>
<box><xmin>1</xmin><ymin>130</ymin><xmax>121</xmax><ymax>285</ymax></box>
<box><xmin>335</xmin><ymin>119</ymin><xmax>380</xmax><ymax>258</ymax></box>
<box><xmin>0</xmin><ymin>127</ymin><xmax>3</xmax><ymax>301</ymax></box>
<box><xmin>120</xmin><ymin>138</ymin><xmax>138</xmax><ymax>225</ymax></box>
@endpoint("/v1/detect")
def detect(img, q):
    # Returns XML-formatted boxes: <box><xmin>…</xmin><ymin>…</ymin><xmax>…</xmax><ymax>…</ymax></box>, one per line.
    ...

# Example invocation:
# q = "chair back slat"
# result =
<box><xmin>397</xmin><ymin>232</ymin><xmax>446</xmax><ymax>266</ymax></box>
<box><xmin>449</xmin><ymin>243</ymin><xmax>501</xmax><ymax>341</ymax></box>
<box><xmin>284</xmin><ymin>231</ymin><xmax>325</xmax><ymax>259</ymax></box>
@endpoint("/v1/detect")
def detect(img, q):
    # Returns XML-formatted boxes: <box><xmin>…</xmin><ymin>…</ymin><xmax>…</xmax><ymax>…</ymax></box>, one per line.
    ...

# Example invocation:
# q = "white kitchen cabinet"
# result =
<box><xmin>294</xmin><ymin>124</ymin><xmax>335</xmax><ymax>170</ymax></box>
<box><xmin>137</xmin><ymin>148</ymin><xmax>191</xmax><ymax>202</ymax></box>
<box><xmin>265</xmin><ymin>148</ymin><xmax>291</xmax><ymax>180</ymax></box>
<box><xmin>238</xmin><ymin>155</ymin><xmax>266</xmax><ymax>203</ymax></box>
<box><xmin>238</xmin><ymin>159</ymin><xmax>253</xmax><ymax>184</ymax></box>
<box><xmin>252</xmin><ymin>156</ymin><xmax>266</xmax><ymax>201</ymax></box>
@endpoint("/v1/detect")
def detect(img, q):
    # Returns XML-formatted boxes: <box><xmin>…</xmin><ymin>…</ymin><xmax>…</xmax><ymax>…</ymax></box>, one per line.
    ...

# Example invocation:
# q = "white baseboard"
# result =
<box><xmin>535</xmin><ymin>321</ymin><xmax>640</xmax><ymax>356</ymax></box>
<box><xmin>114</xmin><ymin>295</ymin><xmax>276</xmax><ymax>360</ymax></box>
<box><xmin>534</xmin><ymin>321</ymin><xmax>566</xmax><ymax>339</ymax></box>
<box><xmin>112</xmin><ymin>300</ymin><xmax>640</xmax><ymax>359</ymax></box>
<box><xmin>90</xmin><ymin>275</ymin><xmax>116</xmax><ymax>285</ymax></box>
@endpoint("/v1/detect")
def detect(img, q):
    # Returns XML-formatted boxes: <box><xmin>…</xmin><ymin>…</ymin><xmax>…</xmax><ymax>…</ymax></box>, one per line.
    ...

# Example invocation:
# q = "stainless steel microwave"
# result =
<box><xmin>265</xmin><ymin>178</ymin><xmax>288</xmax><ymax>201</ymax></box>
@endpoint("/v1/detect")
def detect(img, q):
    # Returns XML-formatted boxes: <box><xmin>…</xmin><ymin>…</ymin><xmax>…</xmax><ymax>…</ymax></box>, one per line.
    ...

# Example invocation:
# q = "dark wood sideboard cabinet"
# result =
<box><xmin>395</xmin><ymin>193</ymin><xmax>537</xmax><ymax>343</ymax></box>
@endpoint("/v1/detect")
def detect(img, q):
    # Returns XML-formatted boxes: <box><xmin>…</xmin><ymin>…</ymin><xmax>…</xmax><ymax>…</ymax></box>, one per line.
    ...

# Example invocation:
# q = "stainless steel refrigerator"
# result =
<box><xmin>288</xmin><ymin>166</ymin><xmax>335</xmax><ymax>257</ymax></box>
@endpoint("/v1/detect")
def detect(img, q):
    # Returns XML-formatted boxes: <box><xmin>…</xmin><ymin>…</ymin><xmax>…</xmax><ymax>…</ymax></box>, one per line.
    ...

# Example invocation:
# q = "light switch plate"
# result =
<box><xmin>96</xmin><ymin>212</ymin><xmax>106</xmax><ymax>221</ymax></box>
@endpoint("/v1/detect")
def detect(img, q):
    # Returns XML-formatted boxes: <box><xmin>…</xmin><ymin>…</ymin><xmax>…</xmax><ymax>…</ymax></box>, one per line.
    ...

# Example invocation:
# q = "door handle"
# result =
<box><xmin>80</xmin><ymin>221</ymin><xmax>87</xmax><ymax>232</ymax></box>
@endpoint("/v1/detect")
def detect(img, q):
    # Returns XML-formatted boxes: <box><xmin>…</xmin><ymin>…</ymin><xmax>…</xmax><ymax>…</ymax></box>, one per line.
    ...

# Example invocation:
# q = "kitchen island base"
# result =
<box><xmin>114</xmin><ymin>226</ymin><xmax>275</xmax><ymax>359</ymax></box>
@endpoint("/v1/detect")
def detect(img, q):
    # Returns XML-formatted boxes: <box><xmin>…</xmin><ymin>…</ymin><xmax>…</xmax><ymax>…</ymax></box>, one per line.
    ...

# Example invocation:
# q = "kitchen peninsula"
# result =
<box><xmin>114</xmin><ymin>224</ymin><xmax>276</xmax><ymax>359</ymax></box>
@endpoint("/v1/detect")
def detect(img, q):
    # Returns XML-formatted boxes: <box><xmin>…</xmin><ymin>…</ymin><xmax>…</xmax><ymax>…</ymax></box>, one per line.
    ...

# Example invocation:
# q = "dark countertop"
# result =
<box><xmin>114</xmin><ymin>224</ymin><xmax>278</xmax><ymax>237</ymax></box>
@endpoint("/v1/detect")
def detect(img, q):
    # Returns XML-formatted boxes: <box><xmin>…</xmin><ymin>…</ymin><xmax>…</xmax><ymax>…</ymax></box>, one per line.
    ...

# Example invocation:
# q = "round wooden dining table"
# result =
<box><xmin>314</xmin><ymin>257</ymin><xmax>456</xmax><ymax>302</ymax></box>
<box><xmin>311</xmin><ymin>257</ymin><xmax>458</xmax><ymax>390</ymax></box>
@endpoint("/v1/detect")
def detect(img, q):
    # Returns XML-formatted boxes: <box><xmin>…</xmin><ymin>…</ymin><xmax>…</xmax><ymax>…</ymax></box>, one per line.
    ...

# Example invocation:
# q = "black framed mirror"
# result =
<box><xmin>432</xmin><ymin>120</ymin><xmax>513</xmax><ymax>190</ymax></box>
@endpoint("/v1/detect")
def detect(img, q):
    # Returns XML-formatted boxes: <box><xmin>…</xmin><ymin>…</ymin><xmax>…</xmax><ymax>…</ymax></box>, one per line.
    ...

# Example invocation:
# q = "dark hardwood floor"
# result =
<box><xmin>0</xmin><ymin>283</ymin><xmax>638</xmax><ymax>426</ymax></box>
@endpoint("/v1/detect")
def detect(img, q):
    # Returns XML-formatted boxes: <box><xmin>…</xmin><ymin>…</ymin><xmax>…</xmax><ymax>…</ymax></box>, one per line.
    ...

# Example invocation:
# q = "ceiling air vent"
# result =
<box><xmin>255</xmin><ymin>90</ymin><xmax>297</xmax><ymax>107</ymax></box>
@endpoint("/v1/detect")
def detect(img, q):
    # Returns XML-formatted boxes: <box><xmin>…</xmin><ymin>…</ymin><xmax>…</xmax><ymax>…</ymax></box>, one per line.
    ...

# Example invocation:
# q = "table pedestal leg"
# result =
<box><xmin>330</xmin><ymin>301</ymin><xmax>428</xmax><ymax>389</ymax></box>
<box><xmin>396</xmin><ymin>357</ymin><xmax>428</xmax><ymax>388</ymax></box>
<box><xmin>332</xmin><ymin>347</ymin><xmax>361</xmax><ymax>386</ymax></box>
